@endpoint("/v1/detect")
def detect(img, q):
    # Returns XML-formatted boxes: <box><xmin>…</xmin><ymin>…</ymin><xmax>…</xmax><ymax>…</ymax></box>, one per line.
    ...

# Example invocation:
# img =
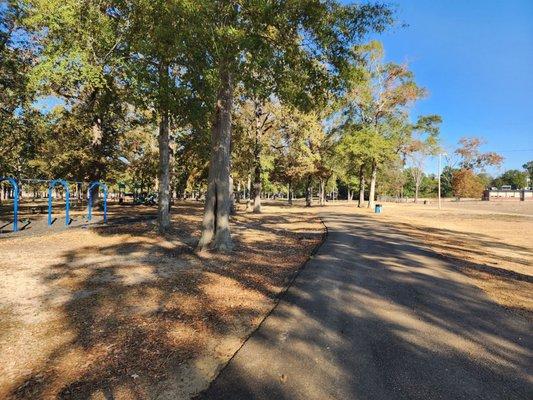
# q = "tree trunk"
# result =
<box><xmin>157</xmin><ymin>109</ymin><xmax>171</xmax><ymax>232</ymax></box>
<box><xmin>368</xmin><ymin>160</ymin><xmax>377</xmax><ymax>209</ymax></box>
<box><xmin>156</xmin><ymin>60</ymin><xmax>171</xmax><ymax>232</ymax></box>
<box><xmin>288</xmin><ymin>182</ymin><xmax>293</xmax><ymax>205</ymax></box>
<box><xmin>229</xmin><ymin>175</ymin><xmax>236</xmax><ymax>215</ymax></box>
<box><xmin>305</xmin><ymin>176</ymin><xmax>312</xmax><ymax>207</ymax></box>
<box><xmin>319</xmin><ymin>179</ymin><xmax>325</xmax><ymax>206</ymax></box>
<box><xmin>358</xmin><ymin>164</ymin><xmax>365</xmax><ymax>208</ymax></box>
<box><xmin>198</xmin><ymin>69</ymin><xmax>234</xmax><ymax>251</ymax></box>
<box><xmin>414</xmin><ymin>181</ymin><xmax>419</xmax><ymax>203</ymax></box>
<box><xmin>252</xmin><ymin>158</ymin><xmax>261</xmax><ymax>213</ymax></box>
<box><xmin>236</xmin><ymin>181</ymin><xmax>241</xmax><ymax>203</ymax></box>
<box><xmin>252</xmin><ymin>102</ymin><xmax>263</xmax><ymax>213</ymax></box>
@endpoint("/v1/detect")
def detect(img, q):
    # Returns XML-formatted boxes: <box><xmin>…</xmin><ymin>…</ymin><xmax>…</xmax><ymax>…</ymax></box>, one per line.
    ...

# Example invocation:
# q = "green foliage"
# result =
<box><xmin>269</xmin><ymin>106</ymin><xmax>325</xmax><ymax>191</ymax></box>
<box><xmin>477</xmin><ymin>172</ymin><xmax>493</xmax><ymax>189</ymax></box>
<box><xmin>24</xmin><ymin>0</ymin><xmax>123</xmax><ymax>97</ymax></box>
<box><xmin>522</xmin><ymin>161</ymin><xmax>533</xmax><ymax>184</ymax></box>
<box><xmin>2</xmin><ymin>1</ymin><xmax>399</xmax><ymax>216</ymax></box>
<box><xmin>440</xmin><ymin>166</ymin><xmax>455</xmax><ymax>197</ymax></box>
<box><xmin>492</xmin><ymin>169</ymin><xmax>528</xmax><ymax>190</ymax></box>
<box><xmin>20</xmin><ymin>0</ymin><xmax>134</xmax><ymax>182</ymax></box>
<box><xmin>333</xmin><ymin>41</ymin><xmax>434</xmax><ymax>201</ymax></box>
<box><xmin>400</xmin><ymin>169</ymin><xmax>437</xmax><ymax>198</ymax></box>
<box><xmin>1</xmin><ymin>0</ymin><xmax>34</xmax><ymax>176</ymax></box>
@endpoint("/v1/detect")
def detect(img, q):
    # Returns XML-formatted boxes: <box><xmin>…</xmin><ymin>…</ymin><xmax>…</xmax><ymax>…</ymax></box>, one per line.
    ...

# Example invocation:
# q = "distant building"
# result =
<box><xmin>482</xmin><ymin>188</ymin><xmax>533</xmax><ymax>201</ymax></box>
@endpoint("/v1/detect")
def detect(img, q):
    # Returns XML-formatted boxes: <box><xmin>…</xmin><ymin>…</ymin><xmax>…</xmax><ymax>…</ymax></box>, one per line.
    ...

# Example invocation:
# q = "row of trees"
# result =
<box><xmin>489</xmin><ymin>163</ymin><xmax>532</xmax><ymax>190</ymax></box>
<box><xmin>2</xmin><ymin>0</ymin><xmax>397</xmax><ymax>251</ymax></box>
<box><xmin>4</xmin><ymin>1</ymin><xmax>518</xmax><ymax>251</ymax></box>
<box><xmin>439</xmin><ymin>139</ymin><xmax>532</xmax><ymax>198</ymax></box>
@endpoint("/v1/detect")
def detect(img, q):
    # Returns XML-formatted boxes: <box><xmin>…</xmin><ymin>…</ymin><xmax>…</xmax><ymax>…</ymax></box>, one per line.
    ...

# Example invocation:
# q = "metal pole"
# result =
<box><xmin>64</xmin><ymin>183</ymin><xmax>70</xmax><ymax>227</ymax></box>
<box><xmin>438</xmin><ymin>153</ymin><xmax>442</xmax><ymax>210</ymax></box>
<box><xmin>2</xmin><ymin>178</ymin><xmax>20</xmax><ymax>232</ymax></box>
<box><xmin>13</xmin><ymin>182</ymin><xmax>18</xmax><ymax>232</ymax></box>
<box><xmin>87</xmin><ymin>184</ymin><xmax>93</xmax><ymax>221</ymax></box>
<box><xmin>103</xmin><ymin>187</ymin><xmax>107</xmax><ymax>223</ymax></box>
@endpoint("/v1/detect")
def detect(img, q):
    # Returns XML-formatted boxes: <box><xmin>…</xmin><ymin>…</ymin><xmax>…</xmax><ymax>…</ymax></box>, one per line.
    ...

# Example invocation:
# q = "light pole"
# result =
<box><xmin>438</xmin><ymin>153</ymin><xmax>447</xmax><ymax>210</ymax></box>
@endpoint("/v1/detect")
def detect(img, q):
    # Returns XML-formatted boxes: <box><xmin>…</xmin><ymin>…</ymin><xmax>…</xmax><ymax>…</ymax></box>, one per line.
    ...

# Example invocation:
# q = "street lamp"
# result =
<box><xmin>438</xmin><ymin>152</ymin><xmax>447</xmax><ymax>210</ymax></box>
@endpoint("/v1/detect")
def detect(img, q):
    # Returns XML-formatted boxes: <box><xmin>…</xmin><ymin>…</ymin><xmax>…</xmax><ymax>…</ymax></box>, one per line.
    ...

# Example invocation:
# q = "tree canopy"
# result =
<box><xmin>2</xmin><ymin>0</ymin><xmax>513</xmax><ymax>251</ymax></box>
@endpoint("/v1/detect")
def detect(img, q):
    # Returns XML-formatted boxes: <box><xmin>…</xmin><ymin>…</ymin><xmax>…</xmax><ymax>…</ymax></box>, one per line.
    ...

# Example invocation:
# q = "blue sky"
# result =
<box><xmin>365</xmin><ymin>0</ymin><xmax>533</xmax><ymax>174</ymax></box>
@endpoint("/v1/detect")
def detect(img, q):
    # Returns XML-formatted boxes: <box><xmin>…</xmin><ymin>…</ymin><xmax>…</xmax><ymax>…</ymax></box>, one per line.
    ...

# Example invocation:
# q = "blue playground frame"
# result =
<box><xmin>0</xmin><ymin>178</ymin><xmax>109</xmax><ymax>234</ymax></box>
<box><xmin>0</xmin><ymin>177</ymin><xmax>19</xmax><ymax>232</ymax></box>
<box><xmin>87</xmin><ymin>181</ymin><xmax>108</xmax><ymax>223</ymax></box>
<box><xmin>48</xmin><ymin>179</ymin><xmax>70</xmax><ymax>226</ymax></box>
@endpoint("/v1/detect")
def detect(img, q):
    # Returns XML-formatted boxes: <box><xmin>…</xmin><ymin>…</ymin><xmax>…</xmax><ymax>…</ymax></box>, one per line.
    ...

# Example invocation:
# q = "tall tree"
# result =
<box><xmin>23</xmin><ymin>0</ymin><xmax>129</xmax><ymax>184</ymax></box>
<box><xmin>339</xmin><ymin>41</ymin><xmax>426</xmax><ymax>208</ymax></box>
<box><xmin>448</xmin><ymin>137</ymin><xmax>503</xmax><ymax>200</ymax></box>
<box><xmin>271</xmin><ymin>106</ymin><xmax>324</xmax><ymax>205</ymax></box>
<box><xmin>337</xmin><ymin>126</ymin><xmax>374</xmax><ymax>207</ymax></box>
<box><xmin>180</xmin><ymin>1</ymin><xmax>393</xmax><ymax>251</ymax></box>
<box><xmin>522</xmin><ymin>161</ymin><xmax>533</xmax><ymax>186</ymax></box>
<box><xmin>406</xmin><ymin>114</ymin><xmax>441</xmax><ymax>202</ymax></box>
<box><xmin>117</xmin><ymin>0</ymin><xmax>195</xmax><ymax>232</ymax></box>
<box><xmin>232</xmin><ymin>97</ymin><xmax>277</xmax><ymax>213</ymax></box>
<box><xmin>0</xmin><ymin>0</ymin><xmax>35</xmax><ymax>177</ymax></box>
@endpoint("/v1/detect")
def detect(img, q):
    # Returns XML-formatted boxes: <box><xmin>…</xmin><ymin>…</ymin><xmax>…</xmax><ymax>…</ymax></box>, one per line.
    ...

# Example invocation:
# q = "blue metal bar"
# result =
<box><xmin>0</xmin><ymin>177</ymin><xmax>19</xmax><ymax>232</ymax></box>
<box><xmin>88</xmin><ymin>184</ymin><xmax>93</xmax><ymax>221</ymax></box>
<box><xmin>13</xmin><ymin>183</ymin><xmax>18</xmax><ymax>232</ymax></box>
<box><xmin>103</xmin><ymin>186</ymin><xmax>107</xmax><ymax>223</ymax></box>
<box><xmin>65</xmin><ymin>184</ymin><xmax>70</xmax><ymax>226</ymax></box>
<box><xmin>48</xmin><ymin>186</ymin><xmax>52</xmax><ymax>226</ymax></box>
<box><xmin>48</xmin><ymin>179</ymin><xmax>70</xmax><ymax>227</ymax></box>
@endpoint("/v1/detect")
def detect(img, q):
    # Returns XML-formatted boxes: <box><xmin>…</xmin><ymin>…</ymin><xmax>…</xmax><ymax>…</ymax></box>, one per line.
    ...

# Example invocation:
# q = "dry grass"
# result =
<box><xmin>0</xmin><ymin>202</ymin><xmax>323</xmax><ymax>400</ymax></box>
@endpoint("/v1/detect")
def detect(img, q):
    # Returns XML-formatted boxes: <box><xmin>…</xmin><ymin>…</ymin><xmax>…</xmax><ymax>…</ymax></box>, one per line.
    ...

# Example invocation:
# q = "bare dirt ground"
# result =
<box><xmin>0</xmin><ymin>202</ymin><xmax>323</xmax><ymax>400</ymax></box>
<box><xmin>330</xmin><ymin>200</ymin><xmax>532</xmax><ymax>317</ymax></box>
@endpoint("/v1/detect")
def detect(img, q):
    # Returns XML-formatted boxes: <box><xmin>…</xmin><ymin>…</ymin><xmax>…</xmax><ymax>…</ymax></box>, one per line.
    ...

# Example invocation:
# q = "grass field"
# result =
<box><xmin>0</xmin><ymin>199</ymin><xmax>531</xmax><ymax>399</ymax></box>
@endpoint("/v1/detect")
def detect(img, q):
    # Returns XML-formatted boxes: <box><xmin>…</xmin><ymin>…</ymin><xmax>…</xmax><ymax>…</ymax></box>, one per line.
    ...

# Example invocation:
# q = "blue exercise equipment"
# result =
<box><xmin>1</xmin><ymin>178</ymin><xmax>109</xmax><ymax>234</ymax></box>
<box><xmin>48</xmin><ymin>179</ymin><xmax>70</xmax><ymax>226</ymax></box>
<box><xmin>87</xmin><ymin>181</ymin><xmax>108</xmax><ymax>223</ymax></box>
<box><xmin>0</xmin><ymin>177</ymin><xmax>19</xmax><ymax>232</ymax></box>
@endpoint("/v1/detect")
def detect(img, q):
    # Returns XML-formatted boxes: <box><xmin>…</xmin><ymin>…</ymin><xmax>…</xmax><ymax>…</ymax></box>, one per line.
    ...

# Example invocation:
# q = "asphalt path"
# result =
<box><xmin>199</xmin><ymin>210</ymin><xmax>532</xmax><ymax>400</ymax></box>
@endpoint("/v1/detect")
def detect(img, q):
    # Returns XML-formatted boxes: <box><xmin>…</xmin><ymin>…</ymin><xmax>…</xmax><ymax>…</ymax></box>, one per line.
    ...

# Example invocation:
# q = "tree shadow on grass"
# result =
<box><xmin>7</xmin><ymin>206</ymin><xmax>321</xmax><ymax>399</ymax></box>
<box><xmin>387</xmin><ymin>220</ymin><xmax>532</xmax><ymax>276</ymax></box>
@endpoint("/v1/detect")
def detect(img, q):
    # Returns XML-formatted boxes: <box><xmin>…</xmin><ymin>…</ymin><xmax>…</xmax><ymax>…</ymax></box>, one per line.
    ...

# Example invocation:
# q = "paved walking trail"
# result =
<box><xmin>199</xmin><ymin>211</ymin><xmax>532</xmax><ymax>400</ymax></box>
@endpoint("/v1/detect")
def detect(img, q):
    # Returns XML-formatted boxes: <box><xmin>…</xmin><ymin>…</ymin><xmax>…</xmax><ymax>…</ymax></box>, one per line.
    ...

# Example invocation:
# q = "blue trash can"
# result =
<box><xmin>375</xmin><ymin>204</ymin><xmax>382</xmax><ymax>213</ymax></box>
